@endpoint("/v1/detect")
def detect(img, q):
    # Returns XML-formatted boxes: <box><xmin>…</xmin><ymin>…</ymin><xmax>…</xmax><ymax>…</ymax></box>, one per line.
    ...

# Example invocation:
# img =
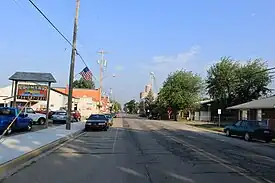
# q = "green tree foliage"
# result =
<box><xmin>73</xmin><ymin>78</ymin><xmax>95</xmax><ymax>89</ymax></box>
<box><xmin>124</xmin><ymin>99</ymin><xmax>138</xmax><ymax>114</ymax></box>
<box><xmin>138</xmin><ymin>100</ymin><xmax>145</xmax><ymax>113</ymax></box>
<box><xmin>144</xmin><ymin>90</ymin><xmax>155</xmax><ymax>113</ymax></box>
<box><xmin>206</xmin><ymin>57</ymin><xmax>271</xmax><ymax>107</ymax></box>
<box><xmin>110</xmin><ymin>100</ymin><xmax>122</xmax><ymax>113</ymax></box>
<box><xmin>158</xmin><ymin>70</ymin><xmax>203</xmax><ymax>120</ymax></box>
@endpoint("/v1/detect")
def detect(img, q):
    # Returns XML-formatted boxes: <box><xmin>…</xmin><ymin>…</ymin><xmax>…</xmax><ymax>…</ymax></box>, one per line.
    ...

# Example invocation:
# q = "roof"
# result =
<box><xmin>199</xmin><ymin>99</ymin><xmax>214</xmax><ymax>105</ymax></box>
<box><xmin>54</xmin><ymin>87</ymin><xmax>100</xmax><ymax>101</ymax></box>
<box><xmin>227</xmin><ymin>96</ymin><xmax>275</xmax><ymax>110</ymax></box>
<box><xmin>9</xmin><ymin>72</ymin><xmax>56</xmax><ymax>83</ymax></box>
<box><xmin>50</xmin><ymin>88</ymin><xmax>79</xmax><ymax>99</ymax></box>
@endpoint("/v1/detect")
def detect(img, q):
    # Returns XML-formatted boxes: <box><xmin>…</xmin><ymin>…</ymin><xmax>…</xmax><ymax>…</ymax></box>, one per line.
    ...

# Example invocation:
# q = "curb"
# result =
<box><xmin>184</xmin><ymin>123</ymin><xmax>224</xmax><ymax>135</ymax></box>
<box><xmin>0</xmin><ymin>129</ymin><xmax>84</xmax><ymax>179</ymax></box>
<box><xmin>184</xmin><ymin>123</ymin><xmax>275</xmax><ymax>145</ymax></box>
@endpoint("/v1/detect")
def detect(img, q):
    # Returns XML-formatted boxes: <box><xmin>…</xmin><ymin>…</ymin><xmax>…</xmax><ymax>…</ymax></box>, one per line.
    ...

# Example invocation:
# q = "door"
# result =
<box><xmin>16</xmin><ymin>116</ymin><xmax>26</xmax><ymax>129</ymax></box>
<box><xmin>238</xmin><ymin>121</ymin><xmax>248</xmax><ymax>136</ymax></box>
<box><xmin>25</xmin><ymin>108</ymin><xmax>37</xmax><ymax>121</ymax></box>
<box><xmin>16</xmin><ymin>108</ymin><xmax>29</xmax><ymax>129</ymax></box>
<box><xmin>231</xmin><ymin>121</ymin><xmax>242</xmax><ymax>135</ymax></box>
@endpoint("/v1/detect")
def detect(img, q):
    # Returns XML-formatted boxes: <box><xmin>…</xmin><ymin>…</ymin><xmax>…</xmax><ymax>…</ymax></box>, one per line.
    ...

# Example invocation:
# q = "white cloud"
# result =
<box><xmin>153</xmin><ymin>45</ymin><xmax>200</xmax><ymax>65</ymax></box>
<box><xmin>138</xmin><ymin>45</ymin><xmax>201</xmax><ymax>90</ymax></box>
<box><xmin>143</xmin><ymin>45</ymin><xmax>201</xmax><ymax>72</ymax></box>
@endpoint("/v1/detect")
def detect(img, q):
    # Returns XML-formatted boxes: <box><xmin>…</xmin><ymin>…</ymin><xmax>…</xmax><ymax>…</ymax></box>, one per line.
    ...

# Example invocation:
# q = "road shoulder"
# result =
<box><xmin>0</xmin><ymin>122</ymin><xmax>85</xmax><ymax>180</ymax></box>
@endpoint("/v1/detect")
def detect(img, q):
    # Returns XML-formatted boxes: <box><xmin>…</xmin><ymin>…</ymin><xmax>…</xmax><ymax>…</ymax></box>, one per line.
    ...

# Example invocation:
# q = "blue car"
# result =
<box><xmin>0</xmin><ymin>107</ymin><xmax>33</xmax><ymax>135</ymax></box>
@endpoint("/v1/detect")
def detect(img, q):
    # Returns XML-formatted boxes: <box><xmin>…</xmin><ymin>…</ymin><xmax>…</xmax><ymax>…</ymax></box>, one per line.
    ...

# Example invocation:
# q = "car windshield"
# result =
<box><xmin>0</xmin><ymin>108</ymin><xmax>15</xmax><ymax>116</ymax></box>
<box><xmin>105</xmin><ymin>114</ymin><xmax>112</xmax><ymax>118</ymax></box>
<box><xmin>88</xmin><ymin>114</ymin><xmax>106</xmax><ymax>120</ymax></box>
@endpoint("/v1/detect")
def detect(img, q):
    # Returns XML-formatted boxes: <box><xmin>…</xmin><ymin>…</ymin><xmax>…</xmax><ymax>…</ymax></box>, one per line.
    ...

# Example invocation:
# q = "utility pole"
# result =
<box><xmin>67</xmin><ymin>0</ymin><xmax>80</xmax><ymax>130</ymax></box>
<box><xmin>97</xmin><ymin>50</ymin><xmax>108</xmax><ymax>113</ymax></box>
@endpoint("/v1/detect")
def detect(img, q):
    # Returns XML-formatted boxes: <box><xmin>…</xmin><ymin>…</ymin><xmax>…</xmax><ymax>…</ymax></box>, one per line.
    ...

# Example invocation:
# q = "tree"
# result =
<box><xmin>206</xmin><ymin>57</ymin><xmax>240</xmax><ymax>107</ymax></box>
<box><xmin>206</xmin><ymin>57</ymin><xmax>272</xmax><ymax>108</ymax></box>
<box><xmin>73</xmin><ymin>78</ymin><xmax>95</xmax><ymax>89</ymax></box>
<box><xmin>144</xmin><ymin>90</ymin><xmax>155</xmax><ymax>115</ymax></box>
<box><xmin>158</xmin><ymin>70</ymin><xmax>203</xmax><ymax>120</ymax></box>
<box><xmin>138</xmin><ymin>100</ymin><xmax>145</xmax><ymax>114</ymax></box>
<box><xmin>124</xmin><ymin>99</ymin><xmax>138</xmax><ymax>114</ymax></box>
<box><xmin>235</xmin><ymin>59</ymin><xmax>271</xmax><ymax>104</ymax></box>
<box><xmin>110</xmin><ymin>100</ymin><xmax>121</xmax><ymax>113</ymax></box>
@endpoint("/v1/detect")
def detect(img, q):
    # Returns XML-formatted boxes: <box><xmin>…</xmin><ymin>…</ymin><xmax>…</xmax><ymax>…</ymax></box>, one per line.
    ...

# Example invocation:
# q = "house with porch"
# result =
<box><xmin>227</xmin><ymin>95</ymin><xmax>275</xmax><ymax>130</ymax></box>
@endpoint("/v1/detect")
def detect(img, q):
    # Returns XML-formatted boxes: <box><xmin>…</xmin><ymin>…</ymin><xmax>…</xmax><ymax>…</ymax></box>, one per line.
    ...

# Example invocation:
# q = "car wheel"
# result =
<box><xmin>38</xmin><ymin>118</ymin><xmax>45</xmax><ymax>125</ymax></box>
<box><xmin>6</xmin><ymin>127</ymin><xmax>12</xmax><ymax>135</ymax></box>
<box><xmin>265</xmin><ymin>138</ymin><xmax>272</xmax><ymax>143</ymax></box>
<box><xmin>244</xmin><ymin>132</ymin><xmax>250</xmax><ymax>141</ymax></box>
<box><xmin>225</xmin><ymin>129</ymin><xmax>231</xmax><ymax>137</ymax></box>
<box><xmin>27</xmin><ymin>122</ymin><xmax>32</xmax><ymax>131</ymax></box>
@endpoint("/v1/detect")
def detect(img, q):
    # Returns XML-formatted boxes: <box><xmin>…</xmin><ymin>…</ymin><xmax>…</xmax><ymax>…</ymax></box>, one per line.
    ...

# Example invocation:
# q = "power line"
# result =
<box><xmin>27</xmin><ymin>0</ymin><xmax>93</xmax><ymax>78</ymax></box>
<box><xmin>253</xmin><ymin>67</ymin><xmax>275</xmax><ymax>75</ymax></box>
<box><xmin>28</xmin><ymin>0</ymin><xmax>73</xmax><ymax>48</ymax></box>
<box><xmin>27</xmin><ymin>0</ymin><xmax>104</xmax><ymax>89</ymax></box>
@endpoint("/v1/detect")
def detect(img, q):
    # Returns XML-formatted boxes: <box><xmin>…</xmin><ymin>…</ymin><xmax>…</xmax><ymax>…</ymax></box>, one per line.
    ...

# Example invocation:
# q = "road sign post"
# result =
<box><xmin>218</xmin><ymin>109</ymin><xmax>221</xmax><ymax>127</ymax></box>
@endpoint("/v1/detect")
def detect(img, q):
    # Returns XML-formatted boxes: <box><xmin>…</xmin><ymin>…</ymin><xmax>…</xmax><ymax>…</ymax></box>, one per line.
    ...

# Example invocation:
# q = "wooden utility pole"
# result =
<box><xmin>97</xmin><ymin>50</ymin><xmax>107</xmax><ymax>113</ymax></box>
<box><xmin>67</xmin><ymin>0</ymin><xmax>80</xmax><ymax>130</ymax></box>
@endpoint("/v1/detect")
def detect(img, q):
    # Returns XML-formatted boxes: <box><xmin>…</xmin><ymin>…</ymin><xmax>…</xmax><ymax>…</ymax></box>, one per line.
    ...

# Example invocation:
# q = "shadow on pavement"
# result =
<box><xmin>1</xmin><ymin>119</ymin><xmax>275</xmax><ymax>183</ymax></box>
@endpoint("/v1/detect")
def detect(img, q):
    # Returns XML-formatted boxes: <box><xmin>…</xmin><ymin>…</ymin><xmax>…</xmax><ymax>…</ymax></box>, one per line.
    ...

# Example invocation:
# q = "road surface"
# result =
<box><xmin>2</xmin><ymin>116</ymin><xmax>275</xmax><ymax>183</ymax></box>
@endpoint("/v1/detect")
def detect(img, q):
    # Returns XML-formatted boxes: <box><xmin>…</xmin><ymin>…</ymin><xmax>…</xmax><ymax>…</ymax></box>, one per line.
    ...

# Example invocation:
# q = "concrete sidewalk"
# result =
<box><xmin>0</xmin><ymin>122</ymin><xmax>85</xmax><ymax>168</ymax></box>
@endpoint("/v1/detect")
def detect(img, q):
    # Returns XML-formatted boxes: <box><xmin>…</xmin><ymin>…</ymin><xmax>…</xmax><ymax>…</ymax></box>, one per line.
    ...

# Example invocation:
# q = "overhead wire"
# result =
<box><xmin>26</xmin><ymin>0</ymin><xmax>109</xmax><ymax>94</ymax></box>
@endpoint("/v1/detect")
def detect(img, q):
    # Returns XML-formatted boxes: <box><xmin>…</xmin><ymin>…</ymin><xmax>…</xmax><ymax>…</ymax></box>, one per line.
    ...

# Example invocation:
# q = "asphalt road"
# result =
<box><xmin>2</xmin><ymin>116</ymin><xmax>275</xmax><ymax>183</ymax></box>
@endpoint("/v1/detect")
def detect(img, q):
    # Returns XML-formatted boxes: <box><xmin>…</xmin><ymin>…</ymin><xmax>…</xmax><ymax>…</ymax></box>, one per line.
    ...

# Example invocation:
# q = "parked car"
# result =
<box><xmin>72</xmin><ymin>110</ymin><xmax>81</xmax><ymax>121</ymax></box>
<box><xmin>35</xmin><ymin>110</ymin><xmax>55</xmax><ymax>119</ymax></box>
<box><xmin>20</xmin><ymin>107</ymin><xmax>46</xmax><ymax>125</ymax></box>
<box><xmin>224</xmin><ymin>120</ymin><xmax>274</xmax><ymax>143</ymax></box>
<box><xmin>104</xmin><ymin>114</ymin><xmax>113</xmax><ymax>126</ymax></box>
<box><xmin>85</xmin><ymin>114</ymin><xmax>109</xmax><ymax>131</ymax></box>
<box><xmin>0</xmin><ymin>107</ymin><xmax>33</xmax><ymax>135</ymax></box>
<box><xmin>52</xmin><ymin>110</ymin><xmax>75</xmax><ymax>124</ymax></box>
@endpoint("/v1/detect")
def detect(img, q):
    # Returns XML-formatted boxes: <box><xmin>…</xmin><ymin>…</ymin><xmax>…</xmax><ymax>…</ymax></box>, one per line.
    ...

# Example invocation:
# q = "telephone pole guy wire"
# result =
<box><xmin>28</xmin><ymin>0</ymin><xmax>81</xmax><ymax>130</ymax></box>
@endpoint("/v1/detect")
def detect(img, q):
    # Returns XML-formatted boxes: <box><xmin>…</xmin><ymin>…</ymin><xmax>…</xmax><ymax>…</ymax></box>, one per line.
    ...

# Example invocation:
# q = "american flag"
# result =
<box><xmin>80</xmin><ymin>67</ymin><xmax>93</xmax><ymax>81</ymax></box>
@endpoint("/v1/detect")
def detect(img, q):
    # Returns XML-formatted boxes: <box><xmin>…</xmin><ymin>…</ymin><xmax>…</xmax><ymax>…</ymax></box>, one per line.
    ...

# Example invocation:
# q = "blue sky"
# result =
<box><xmin>1</xmin><ymin>0</ymin><xmax>275</xmax><ymax>104</ymax></box>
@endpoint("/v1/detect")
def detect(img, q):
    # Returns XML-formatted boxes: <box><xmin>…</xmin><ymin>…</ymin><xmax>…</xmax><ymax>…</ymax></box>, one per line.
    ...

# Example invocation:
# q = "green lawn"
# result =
<box><xmin>188</xmin><ymin>123</ymin><xmax>224</xmax><ymax>133</ymax></box>
<box><xmin>187</xmin><ymin>123</ymin><xmax>275</xmax><ymax>143</ymax></box>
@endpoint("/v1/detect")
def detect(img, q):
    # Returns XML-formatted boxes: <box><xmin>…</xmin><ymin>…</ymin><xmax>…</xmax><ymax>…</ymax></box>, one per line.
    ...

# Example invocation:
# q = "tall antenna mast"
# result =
<box><xmin>97</xmin><ymin>49</ymin><xmax>108</xmax><ymax>112</ymax></box>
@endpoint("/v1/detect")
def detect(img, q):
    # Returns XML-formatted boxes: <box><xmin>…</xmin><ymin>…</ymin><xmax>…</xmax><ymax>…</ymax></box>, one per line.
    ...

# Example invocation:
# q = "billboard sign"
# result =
<box><xmin>17</xmin><ymin>84</ymin><xmax>48</xmax><ymax>101</ymax></box>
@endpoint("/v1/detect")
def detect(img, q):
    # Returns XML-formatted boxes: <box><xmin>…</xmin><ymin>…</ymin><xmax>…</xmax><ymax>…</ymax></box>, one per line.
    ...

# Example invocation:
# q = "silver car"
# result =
<box><xmin>52</xmin><ymin>110</ymin><xmax>74</xmax><ymax>124</ymax></box>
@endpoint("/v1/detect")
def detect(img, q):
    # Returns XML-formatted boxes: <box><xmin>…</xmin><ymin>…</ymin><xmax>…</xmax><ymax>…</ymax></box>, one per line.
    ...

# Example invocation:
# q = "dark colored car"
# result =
<box><xmin>85</xmin><ymin>114</ymin><xmax>108</xmax><ymax>131</ymax></box>
<box><xmin>104</xmin><ymin>114</ymin><xmax>113</xmax><ymax>126</ymax></box>
<box><xmin>0</xmin><ymin>107</ymin><xmax>33</xmax><ymax>135</ymax></box>
<box><xmin>224</xmin><ymin>120</ymin><xmax>274</xmax><ymax>143</ymax></box>
<box><xmin>111</xmin><ymin>113</ymin><xmax>117</xmax><ymax>118</ymax></box>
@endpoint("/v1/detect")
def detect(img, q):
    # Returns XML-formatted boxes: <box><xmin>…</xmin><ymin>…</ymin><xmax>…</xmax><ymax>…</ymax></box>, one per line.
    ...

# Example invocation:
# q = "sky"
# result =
<box><xmin>1</xmin><ymin>0</ymin><xmax>275</xmax><ymax>104</ymax></box>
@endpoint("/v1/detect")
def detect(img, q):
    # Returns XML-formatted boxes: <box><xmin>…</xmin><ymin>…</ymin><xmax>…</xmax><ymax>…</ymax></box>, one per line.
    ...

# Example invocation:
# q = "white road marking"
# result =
<box><xmin>112</xmin><ymin>127</ymin><xmax>119</xmax><ymax>153</ymax></box>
